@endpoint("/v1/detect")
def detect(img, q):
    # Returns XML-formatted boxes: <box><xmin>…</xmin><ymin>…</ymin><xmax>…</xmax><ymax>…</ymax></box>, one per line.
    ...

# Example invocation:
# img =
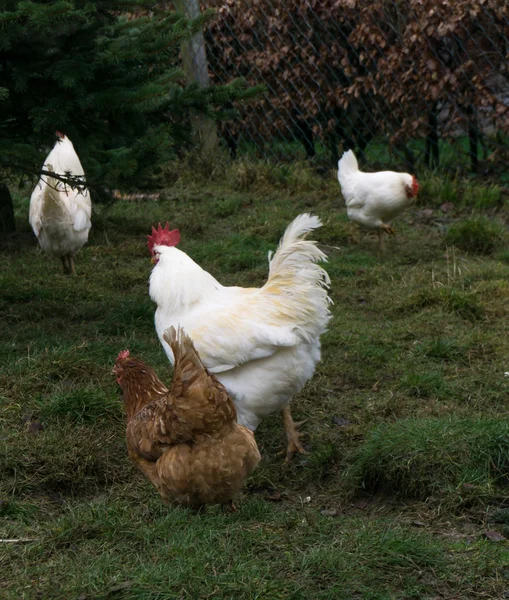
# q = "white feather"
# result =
<box><xmin>29</xmin><ymin>136</ymin><xmax>92</xmax><ymax>259</ymax></box>
<box><xmin>149</xmin><ymin>213</ymin><xmax>332</xmax><ymax>430</ymax></box>
<box><xmin>337</xmin><ymin>149</ymin><xmax>414</xmax><ymax>229</ymax></box>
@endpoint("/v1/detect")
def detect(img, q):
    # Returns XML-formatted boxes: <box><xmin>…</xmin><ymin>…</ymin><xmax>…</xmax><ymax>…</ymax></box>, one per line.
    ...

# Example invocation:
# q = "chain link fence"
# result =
<box><xmin>198</xmin><ymin>0</ymin><xmax>509</xmax><ymax>178</ymax></box>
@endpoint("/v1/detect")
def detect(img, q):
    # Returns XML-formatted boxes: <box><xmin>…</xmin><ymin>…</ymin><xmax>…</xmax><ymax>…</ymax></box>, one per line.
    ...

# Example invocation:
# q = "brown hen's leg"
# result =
<box><xmin>281</xmin><ymin>405</ymin><xmax>307</xmax><ymax>462</ymax></box>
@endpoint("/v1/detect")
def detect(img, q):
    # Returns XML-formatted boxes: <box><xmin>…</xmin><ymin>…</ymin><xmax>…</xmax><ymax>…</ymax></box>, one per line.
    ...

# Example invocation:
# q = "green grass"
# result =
<box><xmin>349</xmin><ymin>416</ymin><xmax>509</xmax><ymax>503</ymax></box>
<box><xmin>2</xmin><ymin>162</ymin><xmax>509</xmax><ymax>598</ymax></box>
<box><xmin>445</xmin><ymin>217</ymin><xmax>507</xmax><ymax>254</ymax></box>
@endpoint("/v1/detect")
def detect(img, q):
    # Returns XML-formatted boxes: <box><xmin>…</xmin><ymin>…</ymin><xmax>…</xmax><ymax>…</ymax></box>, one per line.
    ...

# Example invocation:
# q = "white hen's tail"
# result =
<box><xmin>43</xmin><ymin>137</ymin><xmax>91</xmax><ymax>231</ymax></box>
<box><xmin>263</xmin><ymin>214</ymin><xmax>331</xmax><ymax>337</ymax></box>
<box><xmin>337</xmin><ymin>149</ymin><xmax>359</xmax><ymax>183</ymax></box>
<box><xmin>46</xmin><ymin>135</ymin><xmax>86</xmax><ymax>178</ymax></box>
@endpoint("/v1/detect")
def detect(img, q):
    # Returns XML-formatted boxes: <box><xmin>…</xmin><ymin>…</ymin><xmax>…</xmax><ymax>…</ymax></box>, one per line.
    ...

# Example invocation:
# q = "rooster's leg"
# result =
<box><xmin>281</xmin><ymin>404</ymin><xmax>307</xmax><ymax>463</ymax></box>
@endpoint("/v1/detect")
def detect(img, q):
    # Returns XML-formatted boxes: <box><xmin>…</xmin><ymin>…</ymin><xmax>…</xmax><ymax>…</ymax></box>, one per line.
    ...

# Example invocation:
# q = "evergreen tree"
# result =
<box><xmin>0</xmin><ymin>1</ymin><xmax>259</xmax><ymax>232</ymax></box>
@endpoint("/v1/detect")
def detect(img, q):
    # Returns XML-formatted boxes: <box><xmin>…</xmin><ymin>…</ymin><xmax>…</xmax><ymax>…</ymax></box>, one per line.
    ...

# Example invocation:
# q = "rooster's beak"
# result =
<box><xmin>151</xmin><ymin>257</ymin><xmax>155</xmax><ymax>264</ymax></box>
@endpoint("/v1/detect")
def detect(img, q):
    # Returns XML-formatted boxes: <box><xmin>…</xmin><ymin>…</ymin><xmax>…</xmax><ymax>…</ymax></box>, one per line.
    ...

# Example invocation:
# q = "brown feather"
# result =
<box><xmin>115</xmin><ymin>327</ymin><xmax>261</xmax><ymax>508</ymax></box>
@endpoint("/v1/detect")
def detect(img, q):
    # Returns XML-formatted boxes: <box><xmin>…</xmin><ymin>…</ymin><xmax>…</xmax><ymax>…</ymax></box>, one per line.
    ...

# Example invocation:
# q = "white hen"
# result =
<box><xmin>29</xmin><ymin>133</ymin><xmax>91</xmax><ymax>274</ymax></box>
<box><xmin>337</xmin><ymin>150</ymin><xmax>419</xmax><ymax>250</ymax></box>
<box><xmin>148</xmin><ymin>214</ymin><xmax>332</xmax><ymax>461</ymax></box>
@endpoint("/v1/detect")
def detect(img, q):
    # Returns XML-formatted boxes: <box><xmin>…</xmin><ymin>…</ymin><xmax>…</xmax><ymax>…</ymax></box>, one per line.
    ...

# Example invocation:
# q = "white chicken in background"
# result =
<box><xmin>337</xmin><ymin>149</ymin><xmax>419</xmax><ymax>251</ymax></box>
<box><xmin>29</xmin><ymin>132</ymin><xmax>91</xmax><ymax>274</ymax></box>
<box><xmin>148</xmin><ymin>215</ymin><xmax>332</xmax><ymax>461</ymax></box>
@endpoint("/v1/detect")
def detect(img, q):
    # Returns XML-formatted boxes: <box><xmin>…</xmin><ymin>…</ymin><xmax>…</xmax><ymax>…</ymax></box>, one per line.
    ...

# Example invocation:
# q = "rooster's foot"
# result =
<box><xmin>285</xmin><ymin>431</ymin><xmax>308</xmax><ymax>463</ymax></box>
<box><xmin>281</xmin><ymin>405</ymin><xmax>307</xmax><ymax>463</ymax></box>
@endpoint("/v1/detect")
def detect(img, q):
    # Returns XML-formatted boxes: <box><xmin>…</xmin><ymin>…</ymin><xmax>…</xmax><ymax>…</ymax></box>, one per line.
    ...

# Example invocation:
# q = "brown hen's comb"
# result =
<box><xmin>117</xmin><ymin>350</ymin><xmax>130</xmax><ymax>361</ymax></box>
<box><xmin>147</xmin><ymin>223</ymin><xmax>181</xmax><ymax>255</ymax></box>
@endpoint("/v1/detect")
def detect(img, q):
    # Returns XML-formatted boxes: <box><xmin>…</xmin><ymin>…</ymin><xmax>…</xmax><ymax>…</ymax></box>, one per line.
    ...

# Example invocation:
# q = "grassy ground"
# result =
<box><xmin>2</xmin><ymin>158</ymin><xmax>509</xmax><ymax>599</ymax></box>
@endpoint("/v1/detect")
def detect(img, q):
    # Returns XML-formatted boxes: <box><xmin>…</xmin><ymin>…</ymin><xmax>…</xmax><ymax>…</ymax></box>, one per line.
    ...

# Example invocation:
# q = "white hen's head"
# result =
<box><xmin>404</xmin><ymin>174</ymin><xmax>420</xmax><ymax>199</ymax></box>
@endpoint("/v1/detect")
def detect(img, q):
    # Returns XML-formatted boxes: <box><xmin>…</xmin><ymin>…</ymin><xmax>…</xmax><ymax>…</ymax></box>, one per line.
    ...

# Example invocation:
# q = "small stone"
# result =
<box><xmin>462</xmin><ymin>483</ymin><xmax>476</xmax><ymax>491</ymax></box>
<box><xmin>333</xmin><ymin>416</ymin><xmax>352</xmax><ymax>427</ymax></box>
<box><xmin>483</xmin><ymin>530</ymin><xmax>506</xmax><ymax>543</ymax></box>
<box><xmin>27</xmin><ymin>421</ymin><xmax>44</xmax><ymax>434</ymax></box>
<box><xmin>266</xmin><ymin>491</ymin><xmax>282</xmax><ymax>502</ymax></box>
<box><xmin>440</xmin><ymin>202</ymin><xmax>455</xmax><ymax>213</ymax></box>
<box><xmin>320</xmin><ymin>508</ymin><xmax>338</xmax><ymax>517</ymax></box>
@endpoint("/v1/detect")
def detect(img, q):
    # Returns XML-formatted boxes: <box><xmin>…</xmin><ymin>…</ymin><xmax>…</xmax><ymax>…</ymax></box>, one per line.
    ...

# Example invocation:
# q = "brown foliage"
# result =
<box><xmin>204</xmin><ymin>0</ymin><xmax>509</xmax><ymax>156</ymax></box>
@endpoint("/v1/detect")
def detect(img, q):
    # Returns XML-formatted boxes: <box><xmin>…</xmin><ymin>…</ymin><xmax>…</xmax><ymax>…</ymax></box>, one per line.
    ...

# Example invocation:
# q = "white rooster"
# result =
<box><xmin>29</xmin><ymin>132</ymin><xmax>91</xmax><ymax>274</ymax></box>
<box><xmin>337</xmin><ymin>150</ymin><xmax>419</xmax><ymax>251</ymax></box>
<box><xmin>148</xmin><ymin>215</ymin><xmax>332</xmax><ymax>461</ymax></box>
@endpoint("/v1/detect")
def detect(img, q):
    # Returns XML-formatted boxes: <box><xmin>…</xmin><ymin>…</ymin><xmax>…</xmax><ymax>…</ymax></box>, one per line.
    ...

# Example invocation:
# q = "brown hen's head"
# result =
<box><xmin>147</xmin><ymin>223</ymin><xmax>180</xmax><ymax>264</ymax></box>
<box><xmin>113</xmin><ymin>350</ymin><xmax>167</xmax><ymax>418</ymax></box>
<box><xmin>406</xmin><ymin>175</ymin><xmax>420</xmax><ymax>199</ymax></box>
<box><xmin>113</xmin><ymin>349</ymin><xmax>131</xmax><ymax>384</ymax></box>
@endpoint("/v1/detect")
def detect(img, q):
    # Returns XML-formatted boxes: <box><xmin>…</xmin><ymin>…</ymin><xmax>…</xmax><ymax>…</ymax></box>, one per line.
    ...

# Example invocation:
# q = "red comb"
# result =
<box><xmin>117</xmin><ymin>350</ymin><xmax>130</xmax><ymax>361</ymax></box>
<box><xmin>147</xmin><ymin>223</ymin><xmax>181</xmax><ymax>256</ymax></box>
<box><xmin>55</xmin><ymin>131</ymin><xmax>65</xmax><ymax>139</ymax></box>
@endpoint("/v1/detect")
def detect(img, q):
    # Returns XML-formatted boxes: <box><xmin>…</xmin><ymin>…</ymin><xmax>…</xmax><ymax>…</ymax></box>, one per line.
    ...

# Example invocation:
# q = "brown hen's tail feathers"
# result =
<box><xmin>164</xmin><ymin>326</ymin><xmax>207</xmax><ymax>384</ymax></box>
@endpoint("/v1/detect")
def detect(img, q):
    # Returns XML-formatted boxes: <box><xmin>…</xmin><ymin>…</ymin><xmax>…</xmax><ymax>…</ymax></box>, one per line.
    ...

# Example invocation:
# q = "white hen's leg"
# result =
<box><xmin>61</xmin><ymin>256</ymin><xmax>70</xmax><ymax>275</ymax></box>
<box><xmin>378</xmin><ymin>224</ymin><xmax>396</xmax><ymax>252</ymax></box>
<box><xmin>380</xmin><ymin>224</ymin><xmax>395</xmax><ymax>236</ymax></box>
<box><xmin>281</xmin><ymin>404</ymin><xmax>307</xmax><ymax>462</ymax></box>
<box><xmin>68</xmin><ymin>255</ymin><xmax>76</xmax><ymax>275</ymax></box>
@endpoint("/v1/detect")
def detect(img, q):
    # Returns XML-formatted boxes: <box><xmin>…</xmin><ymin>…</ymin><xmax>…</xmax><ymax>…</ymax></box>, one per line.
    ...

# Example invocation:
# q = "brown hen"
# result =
<box><xmin>114</xmin><ymin>327</ymin><xmax>261</xmax><ymax>510</ymax></box>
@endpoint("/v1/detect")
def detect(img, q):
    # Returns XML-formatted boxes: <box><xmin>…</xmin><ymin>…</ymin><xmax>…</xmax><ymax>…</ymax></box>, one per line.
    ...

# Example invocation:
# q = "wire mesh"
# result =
<box><xmin>197</xmin><ymin>0</ymin><xmax>509</xmax><ymax>176</ymax></box>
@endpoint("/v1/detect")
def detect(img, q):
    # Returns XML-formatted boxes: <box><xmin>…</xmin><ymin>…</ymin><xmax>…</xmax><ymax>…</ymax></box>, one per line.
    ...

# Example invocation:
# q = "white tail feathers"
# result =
<box><xmin>337</xmin><ymin>149</ymin><xmax>359</xmax><ymax>184</ymax></box>
<box><xmin>42</xmin><ymin>164</ymin><xmax>63</xmax><ymax>199</ymax></box>
<box><xmin>264</xmin><ymin>214</ymin><xmax>332</xmax><ymax>337</ymax></box>
<box><xmin>268</xmin><ymin>213</ymin><xmax>327</xmax><ymax>276</ymax></box>
<box><xmin>46</xmin><ymin>136</ymin><xmax>86</xmax><ymax>179</ymax></box>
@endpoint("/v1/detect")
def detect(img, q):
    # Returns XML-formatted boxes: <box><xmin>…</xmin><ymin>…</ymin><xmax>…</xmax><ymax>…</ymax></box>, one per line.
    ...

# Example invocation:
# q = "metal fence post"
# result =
<box><xmin>173</xmin><ymin>0</ymin><xmax>218</xmax><ymax>153</ymax></box>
